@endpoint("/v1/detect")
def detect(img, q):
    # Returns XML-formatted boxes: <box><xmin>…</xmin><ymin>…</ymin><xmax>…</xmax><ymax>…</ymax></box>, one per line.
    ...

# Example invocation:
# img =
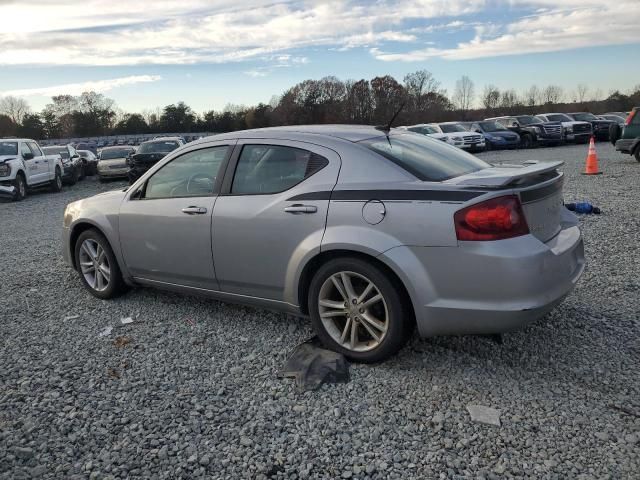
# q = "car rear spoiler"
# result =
<box><xmin>450</xmin><ymin>160</ymin><xmax>564</xmax><ymax>188</ymax></box>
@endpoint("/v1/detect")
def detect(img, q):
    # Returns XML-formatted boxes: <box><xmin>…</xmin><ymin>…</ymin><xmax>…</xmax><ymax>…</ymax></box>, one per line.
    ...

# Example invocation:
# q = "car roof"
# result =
<box><xmin>101</xmin><ymin>145</ymin><xmax>135</xmax><ymax>150</ymax></box>
<box><xmin>143</xmin><ymin>137</ymin><xmax>184</xmax><ymax>143</ymax></box>
<box><xmin>198</xmin><ymin>125</ymin><xmax>389</xmax><ymax>144</ymax></box>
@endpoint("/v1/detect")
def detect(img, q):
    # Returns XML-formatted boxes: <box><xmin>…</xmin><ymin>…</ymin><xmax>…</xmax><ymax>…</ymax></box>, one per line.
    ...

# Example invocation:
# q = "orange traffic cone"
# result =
<box><xmin>582</xmin><ymin>136</ymin><xmax>602</xmax><ymax>175</ymax></box>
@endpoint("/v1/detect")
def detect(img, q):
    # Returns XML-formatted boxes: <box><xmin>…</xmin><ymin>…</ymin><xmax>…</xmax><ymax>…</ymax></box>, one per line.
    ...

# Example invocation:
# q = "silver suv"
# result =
<box><xmin>62</xmin><ymin>125</ymin><xmax>584</xmax><ymax>362</ymax></box>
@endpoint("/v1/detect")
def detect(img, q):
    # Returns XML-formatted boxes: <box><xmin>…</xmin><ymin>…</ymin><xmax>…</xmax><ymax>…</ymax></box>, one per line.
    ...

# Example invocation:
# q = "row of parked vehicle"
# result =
<box><xmin>0</xmin><ymin>136</ymin><xmax>187</xmax><ymax>201</ymax></box>
<box><xmin>399</xmin><ymin>111</ymin><xmax>629</xmax><ymax>151</ymax></box>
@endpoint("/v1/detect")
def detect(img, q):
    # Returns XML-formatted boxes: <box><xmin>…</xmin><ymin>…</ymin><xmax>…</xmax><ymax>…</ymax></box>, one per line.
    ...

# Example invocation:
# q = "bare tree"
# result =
<box><xmin>452</xmin><ymin>76</ymin><xmax>475</xmax><ymax>115</ymax></box>
<box><xmin>575</xmin><ymin>84</ymin><xmax>589</xmax><ymax>104</ymax></box>
<box><xmin>0</xmin><ymin>95</ymin><xmax>30</xmax><ymax>124</ymax></box>
<box><xmin>481</xmin><ymin>85</ymin><xmax>501</xmax><ymax>111</ymax></box>
<box><xmin>591</xmin><ymin>88</ymin><xmax>603</xmax><ymax>102</ymax></box>
<box><xmin>541</xmin><ymin>85</ymin><xmax>564</xmax><ymax>105</ymax></box>
<box><xmin>500</xmin><ymin>89</ymin><xmax>519</xmax><ymax>109</ymax></box>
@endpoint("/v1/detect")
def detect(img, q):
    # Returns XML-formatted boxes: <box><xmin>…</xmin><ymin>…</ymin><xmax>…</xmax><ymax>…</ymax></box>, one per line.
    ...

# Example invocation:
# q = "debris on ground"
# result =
<box><xmin>467</xmin><ymin>404</ymin><xmax>501</xmax><ymax>426</ymax></box>
<box><xmin>184</xmin><ymin>318</ymin><xmax>196</xmax><ymax>327</ymax></box>
<box><xmin>106</xmin><ymin>367</ymin><xmax>120</xmax><ymax>379</ymax></box>
<box><xmin>280</xmin><ymin>337</ymin><xmax>350</xmax><ymax>391</ymax></box>
<box><xmin>120</xmin><ymin>316</ymin><xmax>134</xmax><ymax>325</ymax></box>
<box><xmin>64</xmin><ymin>314</ymin><xmax>79</xmax><ymax>321</ymax></box>
<box><xmin>565</xmin><ymin>202</ymin><xmax>601</xmax><ymax>214</ymax></box>
<box><xmin>98</xmin><ymin>326</ymin><xmax>113</xmax><ymax>337</ymax></box>
<box><xmin>113</xmin><ymin>336</ymin><xmax>132</xmax><ymax>348</ymax></box>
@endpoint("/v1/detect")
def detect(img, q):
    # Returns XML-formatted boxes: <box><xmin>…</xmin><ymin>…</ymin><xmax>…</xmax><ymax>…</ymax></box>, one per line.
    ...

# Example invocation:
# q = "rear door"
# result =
<box><xmin>212</xmin><ymin>139</ymin><xmax>340</xmax><ymax>301</ymax></box>
<box><xmin>118</xmin><ymin>141</ymin><xmax>233</xmax><ymax>290</ymax></box>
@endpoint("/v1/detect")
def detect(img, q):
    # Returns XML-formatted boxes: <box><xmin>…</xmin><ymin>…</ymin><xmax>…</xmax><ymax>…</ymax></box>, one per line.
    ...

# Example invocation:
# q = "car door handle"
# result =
<box><xmin>181</xmin><ymin>206</ymin><xmax>208</xmax><ymax>215</ymax></box>
<box><xmin>284</xmin><ymin>204</ymin><xmax>317</xmax><ymax>214</ymax></box>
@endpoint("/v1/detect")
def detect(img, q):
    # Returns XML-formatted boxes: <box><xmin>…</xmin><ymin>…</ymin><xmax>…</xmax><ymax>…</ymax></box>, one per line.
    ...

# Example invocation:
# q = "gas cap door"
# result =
<box><xmin>362</xmin><ymin>200</ymin><xmax>386</xmax><ymax>225</ymax></box>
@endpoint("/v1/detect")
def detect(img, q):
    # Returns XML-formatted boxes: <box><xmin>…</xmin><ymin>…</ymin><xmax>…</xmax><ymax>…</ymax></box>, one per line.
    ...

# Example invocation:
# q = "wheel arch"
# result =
<box><xmin>296</xmin><ymin>249</ymin><xmax>416</xmax><ymax>326</ymax></box>
<box><xmin>69</xmin><ymin>221</ymin><xmax>104</xmax><ymax>269</ymax></box>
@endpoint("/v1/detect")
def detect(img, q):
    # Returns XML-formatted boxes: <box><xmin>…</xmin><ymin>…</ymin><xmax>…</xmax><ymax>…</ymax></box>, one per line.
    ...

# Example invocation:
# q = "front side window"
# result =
<box><xmin>28</xmin><ymin>142</ymin><xmax>43</xmax><ymax>157</ymax></box>
<box><xmin>231</xmin><ymin>145</ymin><xmax>328</xmax><ymax>194</ymax></box>
<box><xmin>144</xmin><ymin>146</ymin><xmax>228</xmax><ymax>199</ymax></box>
<box><xmin>361</xmin><ymin>133</ymin><xmax>489</xmax><ymax>182</ymax></box>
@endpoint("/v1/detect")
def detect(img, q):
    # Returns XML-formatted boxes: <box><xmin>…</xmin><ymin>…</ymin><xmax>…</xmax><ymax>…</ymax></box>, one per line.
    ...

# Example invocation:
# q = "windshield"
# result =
<box><xmin>478</xmin><ymin>121</ymin><xmax>507</xmax><ymax>131</ymax></box>
<box><xmin>43</xmin><ymin>147</ymin><xmax>69</xmax><ymax>159</ymax></box>
<box><xmin>361</xmin><ymin>133</ymin><xmax>489</xmax><ymax>182</ymax></box>
<box><xmin>515</xmin><ymin>116</ymin><xmax>538</xmax><ymax>125</ymax></box>
<box><xmin>439</xmin><ymin>124</ymin><xmax>467</xmax><ymax>133</ymax></box>
<box><xmin>100</xmin><ymin>148</ymin><xmax>134</xmax><ymax>160</ymax></box>
<box><xmin>572</xmin><ymin>113</ymin><xmax>598</xmax><ymax>121</ymax></box>
<box><xmin>0</xmin><ymin>141</ymin><xmax>18</xmax><ymax>156</ymax></box>
<box><xmin>408</xmin><ymin>126</ymin><xmax>439</xmax><ymax>135</ymax></box>
<box><xmin>137</xmin><ymin>141</ymin><xmax>179</xmax><ymax>154</ymax></box>
<box><xmin>546</xmin><ymin>114</ymin><xmax>572</xmax><ymax>122</ymax></box>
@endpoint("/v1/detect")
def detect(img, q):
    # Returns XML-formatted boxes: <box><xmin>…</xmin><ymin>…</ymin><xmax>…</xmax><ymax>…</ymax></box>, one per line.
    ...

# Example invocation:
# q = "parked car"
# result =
<box><xmin>598</xmin><ymin>114</ymin><xmax>626</xmax><ymax>128</ymax></box>
<box><xmin>97</xmin><ymin>146</ymin><xmax>136</xmax><ymax>182</ymax></box>
<box><xmin>605</xmin><ymin>111</ymin><xmax>629</xmax><ymax>120</ymax></box>
<box><xmin>402</xmin><ymin>123</ymin><xmax>485</xmax><ymax>151</ymax></box>
<box><xmin>565</xmin><ymin>112</ymin><xmax>615</xmax><ymax>141</ymax></box>
<box><xmin>77</xmin><ymin>150</ymin><xmax>99</xmax><ymax>176</ymax></box>
<box><xmin>42</xmin><ymin>144</ymin><xmax>84</xmax><ymax>184</ymax></box>
<box><xmin>486</xmin><ymin>115</ymin><xmax>563</xmax><ymax>147</ymax></box>
<box><xmin>128</xmin><ymin>137</ymin><xmax>184</xmax><ymax>184</ymax></box>
<box><xmin>467</xmin><ymin>120</ymin><xmax>521</xmax><ymax>150</ymax></box>
<box><xmin>612</xmin><ymin>107</ymin><xmax>640</xmax><ymax>162</ymax></box>
<box><xmin>536</xmin><ymin>113</ymin><xmax>592</xmax><ymax>143</ymax></box>
<box><xmin>75</xmin><ymin>142</ymin><xmax>98</xmax><ymax>155</ymax></box>
<box><xmin>62</xmin><ymin>125</ymin><xmax>584</xmax><ymax>362</ymax></box>
<box><xmin>0</xmin><ymin>138</ymin><xmax>64</xmax><ymax>201</ymax></box>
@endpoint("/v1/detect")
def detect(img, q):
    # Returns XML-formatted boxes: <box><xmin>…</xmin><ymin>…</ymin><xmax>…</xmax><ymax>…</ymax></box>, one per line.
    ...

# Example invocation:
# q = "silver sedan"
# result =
<box><xmin>62</xmin><ymin>125</ymin><xmax>585</xmax><ymax>362</ymax></box>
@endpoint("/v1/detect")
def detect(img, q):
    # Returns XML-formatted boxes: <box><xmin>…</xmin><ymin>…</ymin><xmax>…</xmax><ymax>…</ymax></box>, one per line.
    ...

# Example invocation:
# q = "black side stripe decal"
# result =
<box><xmin>287</xmin><ymin>189</ymin><xmax>486</xmax><ymax>202</ymax></box>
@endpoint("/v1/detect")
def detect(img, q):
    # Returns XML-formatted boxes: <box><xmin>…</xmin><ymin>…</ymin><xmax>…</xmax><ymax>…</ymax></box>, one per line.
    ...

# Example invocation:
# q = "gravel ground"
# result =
<box><xmin>1</xmin><ymin>142</ymin><xmax>638</xmax><ymax>479</ymax></box>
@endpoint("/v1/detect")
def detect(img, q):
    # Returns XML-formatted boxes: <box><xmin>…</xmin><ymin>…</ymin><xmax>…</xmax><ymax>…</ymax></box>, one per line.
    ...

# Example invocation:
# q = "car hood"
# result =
<box><xmin>131</xmin><ymin>152</ymin><xmax>168</xmax><ymax>163</ymax></box>
<box><xmin>560</xmin><ymin>120</ymin><xmax>590</xmax><ymax>127</ymax></box>
<box><xmin>440</xmin><ymin>132</ymin><xmax>480</xmax><ymax>139</ymax></box>
<box><xmin>0</xmin><ymin>155</ymin><xmax>18</xmax><ymax>164</ymax></box>
<box><xmin>485</xmin><ymin>131</ymin><xmax>519</xmax><ymax>140</ymax></box>
<box><xmin>99</xmin><ymin>157</ymin><xmax>128</xmax><ymax>163</ymax></box>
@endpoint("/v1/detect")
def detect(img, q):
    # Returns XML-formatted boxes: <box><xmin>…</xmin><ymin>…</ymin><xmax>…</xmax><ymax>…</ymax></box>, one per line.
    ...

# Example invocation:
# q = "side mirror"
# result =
<box><xmin>23</xmin><ymin>152</ymin><xmax>34</xmax><ymax>160</ymax></box>
<box><xmin>72</xmin><ymin>154</ymin><xmax>80</xmax><ymax>159</ymax></box>
<box><xmin>511</xmin><ymin>122</ymin><xmax>519</xmax><ymax>127</ymax></box>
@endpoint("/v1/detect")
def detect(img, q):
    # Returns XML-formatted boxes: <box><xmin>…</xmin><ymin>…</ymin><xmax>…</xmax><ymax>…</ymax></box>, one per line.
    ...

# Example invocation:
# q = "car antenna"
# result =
<box><xmin>375</xmin><ymin>102</ymin><xmax>406</xmax><ymax>133</ymax></box>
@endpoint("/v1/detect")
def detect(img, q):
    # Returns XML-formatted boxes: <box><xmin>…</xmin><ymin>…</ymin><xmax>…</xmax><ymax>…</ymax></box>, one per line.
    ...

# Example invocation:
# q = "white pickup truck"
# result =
<box><xmin>0</xmin><ymin>138</ymin><xmax>64</xmax><ymax>201</ymax></box>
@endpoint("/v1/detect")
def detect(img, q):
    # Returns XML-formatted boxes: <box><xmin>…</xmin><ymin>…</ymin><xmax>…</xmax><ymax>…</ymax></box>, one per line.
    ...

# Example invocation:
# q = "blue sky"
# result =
<box><xmin>0</xmin><ymin>0</ymin><xmax>639</xmax><ymax>114</ymax></box>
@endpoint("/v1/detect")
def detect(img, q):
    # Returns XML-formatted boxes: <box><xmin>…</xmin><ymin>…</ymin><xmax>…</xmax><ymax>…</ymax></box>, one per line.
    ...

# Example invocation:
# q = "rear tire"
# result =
<box><xmin>50</xmin><ymin>167</ymin><xmax>63</xmax><ymax>192</ymax></box>
<box><xmin>634</xmin><ymin>146</ymin><xmax>640</xmax><ymax>163</ymax></box>
<box><xmin>308</xmin><ymin>257</ymin><xmax>413</xmax><ymax>363</ymax></box>
<box><xmin>74</xmin><ymin>229</ymin><xmax>126</xmax><ymax>299</ymax></box>
<box><xmin>609</xmin><ymin>124</ymin><xmax>621</xmax><ymax>146</ymax></box>
<box><xmin>66</xmin><ymin>166</ymin><xmax>79</xmax><ymax>186</ymax></box>
<box><xmin>79</xmin><ymin>163</ymin><xmax>86</xmax><ymax>180</ymax></box>
<box><xmin>13</xmin><ymin>173</ymin><xmax>27</xmax><ymax>201</ymax></box>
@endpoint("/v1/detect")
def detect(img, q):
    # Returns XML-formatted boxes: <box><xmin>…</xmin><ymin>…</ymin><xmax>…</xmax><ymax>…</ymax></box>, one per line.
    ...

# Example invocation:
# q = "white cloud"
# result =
<box><xmin>0</xmin><ymin>75</ymin><xmax>162</xmax><ymax>97</ymax></box>
<box><xmin>0</xmin><ymin>0</ymin><xmax>637</xmax><ymax>67</ymax></box>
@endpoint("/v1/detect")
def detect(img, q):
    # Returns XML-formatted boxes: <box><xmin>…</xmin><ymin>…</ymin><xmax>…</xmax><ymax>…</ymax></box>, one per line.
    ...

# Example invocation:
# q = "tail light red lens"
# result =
<box><xmin>625</xmin><ymin>110</ymin><xmax>636</xmax><ymax>126</ymax></box>
<box><xmin>454</xmin><ymin>195</ymin><xmax>530</xmax><ymax>241</ymax></box>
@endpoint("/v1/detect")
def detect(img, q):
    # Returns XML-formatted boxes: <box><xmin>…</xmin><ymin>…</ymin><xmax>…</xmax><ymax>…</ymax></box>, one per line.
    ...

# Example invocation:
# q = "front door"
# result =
<box><xmin>212</xmin><ymin>140</ymin><xmax>340</xmax><ymax>302</ymax></box>
<box><xmin>119</xmin><ymin>142</ymin><xmax>232</xmax><ymax>290</ymax></box>
<box><xmin>27</xmin><ymin>142</ymin><xmax>49</xmax><ymax>183</ymax></box>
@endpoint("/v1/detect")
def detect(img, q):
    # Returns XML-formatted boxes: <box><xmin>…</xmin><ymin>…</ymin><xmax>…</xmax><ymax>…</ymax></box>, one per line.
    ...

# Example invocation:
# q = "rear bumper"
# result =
<box><xmin>0</xmin><ymin>184</ymin><xmax>16</xmax><ymax>199</ymax></box>
<box><xmin>615</xmin><ymin>139</ymin><xmax>635</xmax><ymax>154</ymax></box>
<box><xmin>382</xmin><ymin>220</ymin><xmax>585</xmax><ymax>337</ymax></box>
<box><xmin>97</xmin><ymin>165</ymin><xmax>129</xmax><ymax>178</ymax></box>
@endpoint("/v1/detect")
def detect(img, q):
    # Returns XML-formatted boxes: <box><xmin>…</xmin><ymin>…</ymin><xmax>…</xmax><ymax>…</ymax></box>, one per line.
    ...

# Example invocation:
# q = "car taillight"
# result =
<box><xmin>454</xmin><ymin>195</ymin><xmax>529</xmax><ymax>241</ymax></box>
<box><xmin>625</xmin><ymin>110</ymin><xmax>636</xmax><ymax>126</ymax></box>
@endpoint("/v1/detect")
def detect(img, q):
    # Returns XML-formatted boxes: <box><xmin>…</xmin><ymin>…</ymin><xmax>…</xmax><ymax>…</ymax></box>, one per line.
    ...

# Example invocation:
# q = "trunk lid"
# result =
<box><xmin>448</xmin><ymin>160</ymin><xmax>565</xmax><ymax>242</ymax></box>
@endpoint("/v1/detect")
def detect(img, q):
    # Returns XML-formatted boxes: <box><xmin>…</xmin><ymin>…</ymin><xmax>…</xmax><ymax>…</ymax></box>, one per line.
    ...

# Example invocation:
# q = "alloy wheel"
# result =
<box><xmin>18</xmin><ymin>177</ymin><xmax>26</xmax><ymax>197</ymax></box>
<box><xmin>318</xmin><ymin>271</ymin><xmax>389</xmax><ymax>352</ymax></box>
<box><xmin>79</xmin><ymin>239</ymin><xmax>111</xmax><ymax>291</ymax></box>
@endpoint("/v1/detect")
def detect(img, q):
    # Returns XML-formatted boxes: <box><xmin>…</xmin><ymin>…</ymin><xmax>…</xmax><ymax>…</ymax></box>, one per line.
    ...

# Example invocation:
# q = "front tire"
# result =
<box><xmin>521</xmin><ymin>134</ymin><xmax>534</xmax><ymax>149</ymax></box>
<box><xmin>74</xmin><ymin>229</ymin><xmax>126</xmax><ymax>299</ymax></box>
<box><xmin>13</xmin><ymin>173</ymin><xmax>27</xmax><ymax>201</ymax></box>
<box><xmin>308</xmin><ymin>257</ymin><xmax>412</xmax><ymax>363</ymax></box>
<box><xmin>66</xmin><ymin>166</ymin><xmax>79</xmax><ymax>186</ymax></box>
<box><xmin>634</xmin><ymin>146</ymin><xmax>640</xmax><ymax>163</ymax></box>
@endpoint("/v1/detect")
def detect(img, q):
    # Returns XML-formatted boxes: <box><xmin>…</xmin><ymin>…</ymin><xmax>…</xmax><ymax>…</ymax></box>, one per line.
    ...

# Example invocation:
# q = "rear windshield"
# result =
<box><xmin>361</xmin><ymin>133</ymin><xmax>489</xmax><ymax>181</ymax></box>
<box><xmin>137</xmin><ymin>141</ymin><xmax>179</xmax><ymax>154</ymax></box>
<box><xmin>101</xmin><ymin>148</ymin><xmax>134</xmax><ymax>160</ymax></box>
<box><xmin>0</xmin><ymin>142</ymin><xmax>18</xmax><ymax>155</ymax></box>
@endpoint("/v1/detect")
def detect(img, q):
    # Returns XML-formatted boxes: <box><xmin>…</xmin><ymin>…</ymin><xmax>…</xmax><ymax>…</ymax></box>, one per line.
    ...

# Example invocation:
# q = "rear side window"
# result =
<box><xmin>231</xmin><ymin>145</ymin><xmax>328</xmax><ymax>194</ymax></box>
<box><xmin>361</xmin><ymin>133</ymin><xmax>489</xmax><ymax>182</ymax></box>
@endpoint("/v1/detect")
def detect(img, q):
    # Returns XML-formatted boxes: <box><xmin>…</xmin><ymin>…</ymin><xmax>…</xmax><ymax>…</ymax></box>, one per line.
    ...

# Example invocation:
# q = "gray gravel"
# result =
<box><xmin>1</xmin><ymin>143</ymin><xmax>639</xmax><ymax>479</ymax></box>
